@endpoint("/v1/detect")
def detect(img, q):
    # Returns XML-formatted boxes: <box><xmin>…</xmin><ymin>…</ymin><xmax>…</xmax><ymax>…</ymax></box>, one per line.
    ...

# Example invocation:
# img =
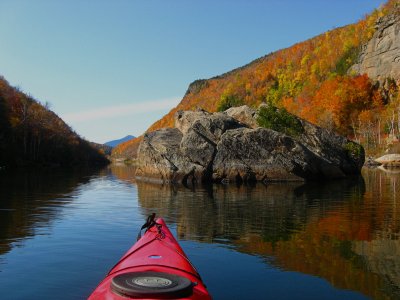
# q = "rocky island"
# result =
<box><xmin>135</xmin><ymin>105</ymin><xmax>364</xmax><ymax>184</ymax></box>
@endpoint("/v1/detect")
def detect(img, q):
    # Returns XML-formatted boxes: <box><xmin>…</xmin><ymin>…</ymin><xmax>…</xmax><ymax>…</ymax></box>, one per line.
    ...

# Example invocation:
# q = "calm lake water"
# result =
<box><xmin>0</xmin><ymin>165</ymin><xmax>399</xmax><ymax>300</ymax></box>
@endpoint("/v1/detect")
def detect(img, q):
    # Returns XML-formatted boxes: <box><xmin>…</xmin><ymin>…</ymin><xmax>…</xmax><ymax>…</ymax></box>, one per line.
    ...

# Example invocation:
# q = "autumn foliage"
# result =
<box><xmin>113</xmin><ymin>0</ymin><xmax>400</xmax><ymax>157</ymax></box>
<box><xmin>146</xmin><ymin>4</ymin><xmax>384</xmax><ymax>127</ymax></box>
<box><xmin>283</xmin><ymin>74</ymin><xmax>384</xmax><ymax>135</ymax></box>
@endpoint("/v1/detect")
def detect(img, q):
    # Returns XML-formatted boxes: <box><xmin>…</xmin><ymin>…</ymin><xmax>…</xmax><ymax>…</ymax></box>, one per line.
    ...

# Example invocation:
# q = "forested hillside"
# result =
<box><xmin>0</xmin><ymin>77</ymin><xmax>108</xmax><ymax>167</ymax></box>
<box><xmin>114</xmin><ymin>0</ymin><xmax>400</xmax><ymax>158</ymax></box>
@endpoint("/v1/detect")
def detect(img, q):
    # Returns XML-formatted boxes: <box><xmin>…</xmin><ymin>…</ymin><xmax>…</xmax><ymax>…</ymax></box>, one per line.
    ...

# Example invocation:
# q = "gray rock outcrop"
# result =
<box><xmin>213</xmin><ymin>127</ymin><xmax>348</xmax><ymax>182</ymax></box>
<box><xmin>135</xmin><ymin>105</ymin><xmax>364</xmax><ymax>184</ymax></box>
<box><xmin>351</xmin><ymin>10</ymin><xmax>400</xmax><ymax>82</ymax></box>
<box><xmin>375</xmin><ymin>154</ymin><xmax>400</xmax><ymax>166</ymax></box>
<box><xmin>135</xmin><ymin>128</ymin><xmax>205</xmax><ymax>183</ymax></box>
<box><xmin>225</xmin><ymin>105</ymin><xmax>259</xmax><ymax>128</ymax></box>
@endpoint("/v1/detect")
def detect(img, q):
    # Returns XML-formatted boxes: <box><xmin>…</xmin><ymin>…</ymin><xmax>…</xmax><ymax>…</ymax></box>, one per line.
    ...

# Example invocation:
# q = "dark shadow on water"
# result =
<box><xmin>0</xmin><ymin>166</ymin><xmax>105</xmax><ymax>256</ymax></box>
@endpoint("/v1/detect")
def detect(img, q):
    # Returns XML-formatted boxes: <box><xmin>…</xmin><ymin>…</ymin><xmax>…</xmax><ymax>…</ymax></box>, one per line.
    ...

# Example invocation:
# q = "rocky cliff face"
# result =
<box><xmin>135</xmin><ymin>105</ymin><xmax>364</xmax><ymax>184</ymax></box>
<box><xmin>351</xmin><ymin>9</ymin><xmax>400</xmax><ymax>81</ymax></box>
<box><xmin>184</xmin><ymin>79</ymin><xmax>209</xmax><ymax>97</ymax></box>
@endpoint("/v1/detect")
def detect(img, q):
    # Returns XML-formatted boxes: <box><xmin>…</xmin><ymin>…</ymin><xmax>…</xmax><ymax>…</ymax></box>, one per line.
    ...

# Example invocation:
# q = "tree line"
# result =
<box><xmin>0</xmin><ymin>77</ymin><xmax>108</xmax><ymax>167</ymax></box>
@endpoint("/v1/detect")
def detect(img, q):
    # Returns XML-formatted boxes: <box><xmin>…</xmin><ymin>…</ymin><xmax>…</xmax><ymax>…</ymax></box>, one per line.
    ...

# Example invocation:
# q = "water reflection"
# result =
<box><xmin>108</xmin><ymin>163</ymin><xmax>138</xmax><ymax>184</ymax></box>
<box><xmin>135</xmin><ymin>177</ymin><xmax>365</xmax><ymax>240</ymax></box>
<box><xmin>130</xmin><ymin>169</ymin><xmax>400</xmax><ymax>300</ymax></box>
<box><xmin>0</xmin><ymin>168</ymin><xmax>102</xmax><ymax>256</ymax></box>
<box><xmin>0</xmin><ymin>165</ymin><xmax>399</xmax><ymax>299</ymax></box>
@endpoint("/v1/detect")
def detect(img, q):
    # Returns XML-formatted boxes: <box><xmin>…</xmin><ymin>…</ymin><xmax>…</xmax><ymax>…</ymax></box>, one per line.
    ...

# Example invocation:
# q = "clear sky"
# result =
<box><xmin>0</xmin><ymin>0</ymin><xmax>386</xmax><ymax>143</ymax></box>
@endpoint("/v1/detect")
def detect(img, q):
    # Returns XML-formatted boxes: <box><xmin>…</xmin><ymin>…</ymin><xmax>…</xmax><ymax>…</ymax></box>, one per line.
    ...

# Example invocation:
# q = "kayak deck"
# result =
<box><xmin>88</xmin><ymin>218</ymin><xmax>211</xmax><ymax>299</ymax></box>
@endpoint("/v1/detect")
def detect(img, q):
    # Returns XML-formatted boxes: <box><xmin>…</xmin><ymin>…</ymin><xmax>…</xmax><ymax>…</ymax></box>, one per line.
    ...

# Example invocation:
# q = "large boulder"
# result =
<box><xmin>213</xmin><ymin>127</ymin><xmax>346</xmax><ymax>182</ymax></box>
<box><xmin>175</xmin><ymin>109</ymin><xmax>210</xmax><ymax>135</ymax></box>
<box><xmin>135</xmin><ymin>106</ymin><xmax>364</xmax><ymax>184</ymax></box>
<box><xmin>135</xmin><ymin>128</ymin><xmax>204</xmax><ymax>183</ymax></box>
<box><xmin>136</xmin><ymin>111</ymin><xmax>242</xmax><ymax>184</ymax></box>
<box><xmin>298</xmin><ymin>120</ymin><xmax>365</xmax><ymax>173</ymax></box>
<box><xmin>178</xmin><ymin>110</ymin><xmax>242</xmax><ymax>175</ymax></box>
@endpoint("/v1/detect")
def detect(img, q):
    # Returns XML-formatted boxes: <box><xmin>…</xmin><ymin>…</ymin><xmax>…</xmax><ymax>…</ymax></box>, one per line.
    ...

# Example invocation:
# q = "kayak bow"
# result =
<box><xmin>88</xmin><ymin>216</ymin><xmax>212</xmax><ymax>299</ymax></box>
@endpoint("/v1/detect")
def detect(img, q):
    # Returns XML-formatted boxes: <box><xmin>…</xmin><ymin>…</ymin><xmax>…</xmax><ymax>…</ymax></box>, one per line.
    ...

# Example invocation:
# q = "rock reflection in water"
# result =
<box><xmin>136</xmin><ymin>177</ymin><xmax>365</xmax><ymax>242</ymax></box>
<box><xmin>131</xmin><ymin>169</ymin><xmax>400</xmax><ymax>300</ymax></box>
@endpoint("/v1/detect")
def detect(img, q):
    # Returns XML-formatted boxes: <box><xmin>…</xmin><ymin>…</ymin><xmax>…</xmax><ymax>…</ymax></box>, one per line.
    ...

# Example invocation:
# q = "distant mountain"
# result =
<box><xmin>105</xmin><ymin>135</ymin><xmax>135</xmax><ymax>147</ymax></box>
<box><xmin>0</xmin><ymin>76</ymin><xmax>109</xmax><ymax>167</ymax></box>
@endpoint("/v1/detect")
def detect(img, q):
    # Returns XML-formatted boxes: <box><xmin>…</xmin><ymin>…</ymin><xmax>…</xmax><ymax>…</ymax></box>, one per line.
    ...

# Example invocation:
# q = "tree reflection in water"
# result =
<box><xmin>130</xmin><ymin>168</ymin><xmax>400</xmax><ymax>300</ymax></box>
<box><xmin>0</xmin><ymin>167</ymin><xmax>102</xmax><ymax>256</ymax></box>
<box><xmin>1</xmin><ymin>164</ymin><xmax>398</xmax><ymax>299</ymax></box>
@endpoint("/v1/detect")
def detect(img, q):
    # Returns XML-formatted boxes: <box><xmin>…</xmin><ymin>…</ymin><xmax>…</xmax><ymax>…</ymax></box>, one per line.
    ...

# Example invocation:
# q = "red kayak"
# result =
<box><xmin>88</xmin><ymin>215</ymin><xmax>212</xmax><ymax>299</ymax></box>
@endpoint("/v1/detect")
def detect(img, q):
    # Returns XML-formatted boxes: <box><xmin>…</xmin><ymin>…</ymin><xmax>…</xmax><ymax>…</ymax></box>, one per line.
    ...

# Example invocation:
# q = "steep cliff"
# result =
<box><xmin>351</xmin><ymin>7</ymin><xmax>400</xmax><ymax>81</ymax></box>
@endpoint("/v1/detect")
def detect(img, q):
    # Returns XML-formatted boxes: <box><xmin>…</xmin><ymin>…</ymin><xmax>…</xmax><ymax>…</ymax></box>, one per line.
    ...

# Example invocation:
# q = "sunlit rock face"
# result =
<box><xmin>135</xmin><ymin>128</ymin><xmax>203</xmax><ymax>183</ymax></box>
<box><xmin>135</xmin><ymin>106</ymin><xmax>364</xmax><ymax>184</ymax></box>
<box><xmin>351</xmin><ymin>11</ymin><xmax>400</xmax><ymax>82</ymax></box>
<box><xmin>224</xmin><ymin>105</ymin><xmax>259</xmax><ymax>129</ymax></box>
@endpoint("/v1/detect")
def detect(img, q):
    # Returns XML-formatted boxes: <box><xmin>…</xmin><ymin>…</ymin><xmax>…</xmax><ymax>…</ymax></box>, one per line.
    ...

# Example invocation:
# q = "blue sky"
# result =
<box><xmin>0</xmin><ymin>0</ymin><xmax>385</xmax><ymax>143</ymax></box>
